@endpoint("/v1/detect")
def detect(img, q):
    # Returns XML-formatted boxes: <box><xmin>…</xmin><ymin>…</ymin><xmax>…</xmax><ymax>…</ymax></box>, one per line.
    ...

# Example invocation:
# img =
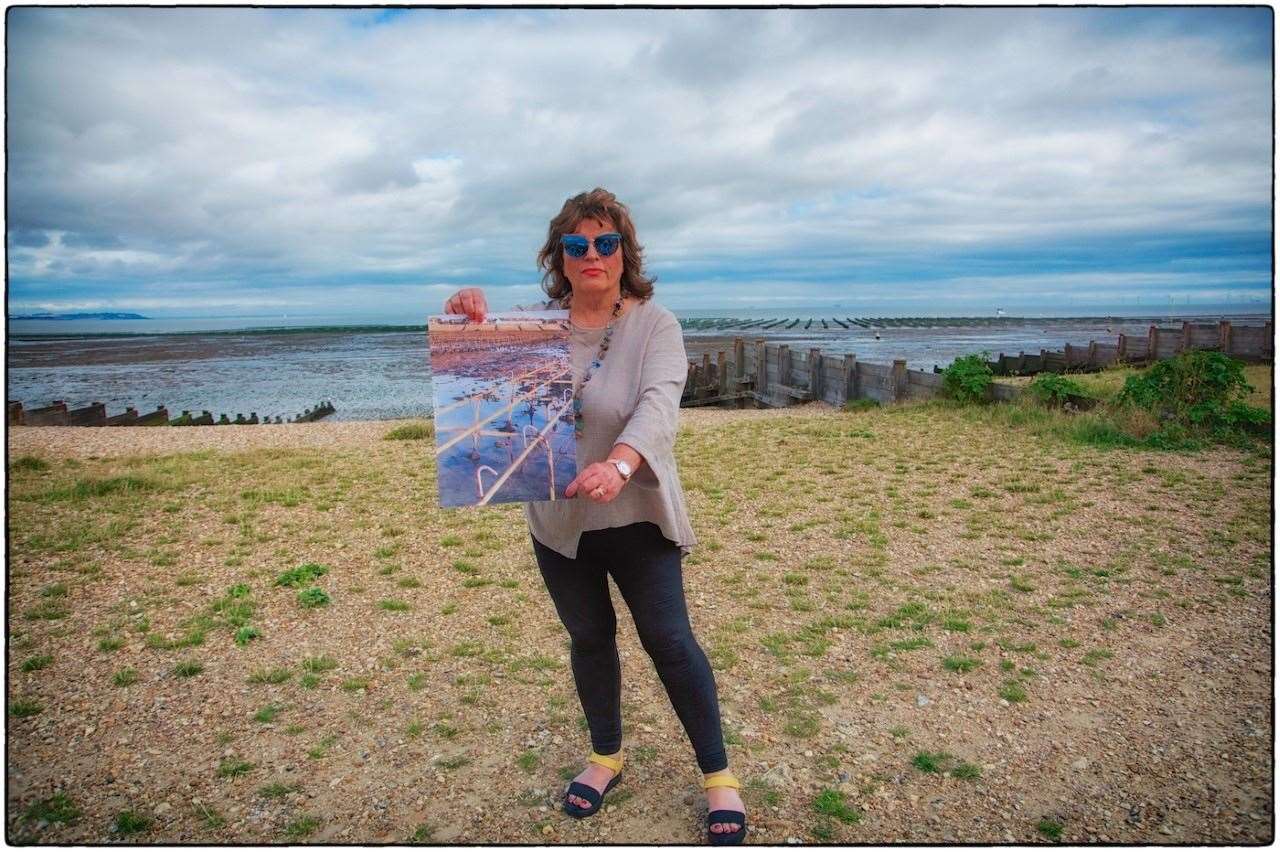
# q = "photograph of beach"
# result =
<box><xmin>427</xmin><ymin>312</ymin><xmax>577</xmax><ymax>507</ymax></box>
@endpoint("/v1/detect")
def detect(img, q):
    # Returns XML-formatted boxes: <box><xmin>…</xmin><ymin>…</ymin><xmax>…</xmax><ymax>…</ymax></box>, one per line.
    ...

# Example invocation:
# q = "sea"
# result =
<box><xmin>7</xmin><ymin>305</ymin><xmax>1270</xmax><ymax>422</ymax></box>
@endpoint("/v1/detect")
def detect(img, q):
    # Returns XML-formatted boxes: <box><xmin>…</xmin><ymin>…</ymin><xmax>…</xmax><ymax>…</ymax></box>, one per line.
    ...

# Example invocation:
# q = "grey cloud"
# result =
<box><xmin>5</xmin><ymin>7</ymin><xmax>1271</xmax><ymax>311</ymax></box>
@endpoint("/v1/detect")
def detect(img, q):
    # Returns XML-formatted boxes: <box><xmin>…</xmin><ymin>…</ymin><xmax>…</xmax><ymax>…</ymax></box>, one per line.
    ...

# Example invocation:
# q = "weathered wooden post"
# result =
<box><xmin>1219</xmin><ymin>320</ymin><xmax>1233</xmax><ymax>355</ymax></box>
<box><xmin>1180</xmin><ymin>321</ymin><xmax>1192</xmax><ymax>353</ymax></box>
<box><xmin>777</xmin><ymin>344</ymin><xmax>791</xmax><ymax>392</ymax></box>
<box><xmin>701</xmin><ymin>352</ymin><xmax>711</xmax><ymax>401</ymax></box>
<box><xmin>1147</xmin><ymin>324</ymin><xmax>1158</xmax><ymax>363</ymax></box>
<box><xmin>808</xmin><ymin>348</ymin><xmax>823</xmax><ymax>401</ymax></box>
<box><xmin>840</xmin><ymin>354</ymin><xmax>854</xmax><ymax>404</ymax></box>
<box><xmin>1040</xmin><ymin>349</ymin><xmax>1049</xmax><ymax>373</ymax></box>
<box><xmin>734</xmin><ymin>338</ymin><xmax>745</xmax><ymax>387</ymax></box>
<box><xmin>717</xmin><ymin>350</ymin><xmax>728</xmax><ymax>397</ymax></box>
<box><xmin>1016</xmin><ymin>351</ymin><xmax>1027</xmax><ymax>373</ymax></box>
<box><xmin>1087</xmin><ymin>340</ymin><xmax>1097</xmax><ymax>367</ymax></box>
<box><xmin>891</xmin><ymin>359</ymin><xmax>907</xmax><ymax>402</ymax></box>
<box><xmin>754</xmin><ymin>339</ymin><xmax>767</xmax><ymax>400</ymax></box>
<box><xmin>1117</xmin><ymin>333</ymin><xmax>1128</xmax><ymax>361</ymax></box>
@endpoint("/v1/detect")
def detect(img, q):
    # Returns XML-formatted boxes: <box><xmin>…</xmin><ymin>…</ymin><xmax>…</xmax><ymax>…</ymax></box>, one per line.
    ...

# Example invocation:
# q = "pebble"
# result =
<box><xmin>916</xmin><ymin>694</ymin><xmax>930</xmax><ymax>707</ymax></box>
<box><xmin>541</xmin><ymin>824</ymin><xmax>554</xmax><ymax>836</ymax></box>
<box><xmin>1071</xmin><ymin>758</ymin><xmax>1089</xmax><ymax>771</ymax></box>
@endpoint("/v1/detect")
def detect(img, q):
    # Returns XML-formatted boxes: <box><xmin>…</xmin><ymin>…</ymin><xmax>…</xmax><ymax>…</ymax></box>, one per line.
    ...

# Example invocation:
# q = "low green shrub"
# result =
<box><xmin>1028</xmin><ymin>373</ymin><xmax>1091</xmax><ymax>407</ymax></box>
<box><xmin>1116</xmin><ymin>351</ymin><xmax>1270</xmax><ymax>439</ymax></box>
<box><xmin>941</xmin><ymin>353</ymin><xmax>993</xmax><ymax>404</ymax></box>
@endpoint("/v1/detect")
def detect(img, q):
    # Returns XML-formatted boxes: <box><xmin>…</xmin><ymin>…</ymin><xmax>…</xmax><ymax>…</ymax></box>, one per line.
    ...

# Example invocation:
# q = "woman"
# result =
<box><xmin>443</xmin><ymin>188</ymin><xmax>747</xmax><ymax>845</ymax></box>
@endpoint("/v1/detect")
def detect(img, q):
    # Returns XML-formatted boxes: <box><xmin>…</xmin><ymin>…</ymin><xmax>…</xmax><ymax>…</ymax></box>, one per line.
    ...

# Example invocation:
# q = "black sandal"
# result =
<box><xmin>562</xmin><ymin>750</ymin><xmax>624</xmax><ymax>819</ymax></box>
<box><xmin>704</xmin><ymin>770</ymin><xmax>747</xmax><ymax>845</ymax></box>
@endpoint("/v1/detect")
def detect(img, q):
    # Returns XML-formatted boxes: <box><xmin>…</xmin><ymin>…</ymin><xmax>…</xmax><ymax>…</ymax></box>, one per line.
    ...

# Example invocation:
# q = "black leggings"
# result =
<box><xmin>532</xmin><ymin>522</ymin><xmax>727</xmax><ymax>774</ymax></box>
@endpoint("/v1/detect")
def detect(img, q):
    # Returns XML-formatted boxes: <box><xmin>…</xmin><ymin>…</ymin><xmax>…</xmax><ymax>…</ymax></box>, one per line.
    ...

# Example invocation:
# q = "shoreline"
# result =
<box><xmin>6</xmin><ymin>403</ymin><xmax>841</xmax><ymax>460</ymax></box>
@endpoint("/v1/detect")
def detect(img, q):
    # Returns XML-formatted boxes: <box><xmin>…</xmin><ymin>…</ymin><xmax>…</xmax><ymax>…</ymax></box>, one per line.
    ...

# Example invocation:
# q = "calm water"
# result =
<box><xmin>7</xmin><ymin>311</ymin><xmax>1269</xmax><ymax>421</ymax></box>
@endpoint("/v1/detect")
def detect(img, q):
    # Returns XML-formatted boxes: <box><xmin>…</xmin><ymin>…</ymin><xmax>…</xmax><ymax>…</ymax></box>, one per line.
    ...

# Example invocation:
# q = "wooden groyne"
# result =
<box><xmin>680</xmin><ymin>339</ymin><xmax>1021</xmax><ymax>409</ymax></box>
<box><xmin>8</xmin><ymin>400</ymin><xmax>336</xmax><ymax>427</ymax></box>
<box><xmin>677</xmin><ymin>314</ymin><xmax>1271</xmax><ymax>332</ymax></box>
<box><xmin>982</xmin><ymin>320</ymin><xmax>1272</xmax><ymax>377</ymax></box>
<box><xmin>682</xmin><ymin>320</ymin><xmax>1272</xmax><ymax>410</ymax></box>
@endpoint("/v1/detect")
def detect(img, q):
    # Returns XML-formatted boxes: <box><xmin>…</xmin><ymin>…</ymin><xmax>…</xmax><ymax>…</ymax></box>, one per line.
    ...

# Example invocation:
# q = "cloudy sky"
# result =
<box><xmin>7</xmin><ymin>7</ymin><xmax>1273</xmax><ymax>318</ymax></box>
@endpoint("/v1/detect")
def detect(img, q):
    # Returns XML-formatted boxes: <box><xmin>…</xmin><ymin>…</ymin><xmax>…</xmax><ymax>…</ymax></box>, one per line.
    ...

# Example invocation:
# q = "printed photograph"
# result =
<box><xmin>428</xmin><ymin>311</ymin><xmax>577</xmax><ymax>507</ymax></box>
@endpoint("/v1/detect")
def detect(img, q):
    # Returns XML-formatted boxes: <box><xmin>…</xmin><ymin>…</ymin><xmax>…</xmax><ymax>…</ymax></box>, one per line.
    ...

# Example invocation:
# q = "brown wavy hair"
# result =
<box><xmin>536</xmin><ymin>188</ymin><xmax>656</xmax><ymax>305</ymax></box>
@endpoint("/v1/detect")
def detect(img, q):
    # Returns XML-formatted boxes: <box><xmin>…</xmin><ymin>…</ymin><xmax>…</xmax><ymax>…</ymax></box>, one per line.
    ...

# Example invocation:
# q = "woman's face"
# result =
<box><xmin>562</xmin><ymin>217</ymin><xmax>624</xmax><ymax>301</ymax></box>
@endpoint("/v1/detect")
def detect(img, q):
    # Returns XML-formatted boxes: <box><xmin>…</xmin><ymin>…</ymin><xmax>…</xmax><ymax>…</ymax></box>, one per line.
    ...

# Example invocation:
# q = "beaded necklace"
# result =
<box><xmin>571</xmin><ymin>294</ymin><xmax>625</xmax><ymax>437</ymax></box>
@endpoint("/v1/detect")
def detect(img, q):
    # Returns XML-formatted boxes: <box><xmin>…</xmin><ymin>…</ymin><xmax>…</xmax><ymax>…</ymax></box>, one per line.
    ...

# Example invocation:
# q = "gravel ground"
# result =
<box><xmin>6</xmin><ymin>403</ymin><xmax>1272</xmax><ymax>844</ymax></box>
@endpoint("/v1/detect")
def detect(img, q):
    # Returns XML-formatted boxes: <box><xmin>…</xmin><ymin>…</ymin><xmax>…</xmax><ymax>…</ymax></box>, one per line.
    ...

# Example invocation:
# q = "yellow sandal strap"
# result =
<box><xmin>588</xmin><ymin>750</ymin><xmax>624</xmax><ymax>772</ymax></box>
<box><xmin>702</xmin><ymin>770</ymin><xmax>741</xmax><ymax>790</ymax></box>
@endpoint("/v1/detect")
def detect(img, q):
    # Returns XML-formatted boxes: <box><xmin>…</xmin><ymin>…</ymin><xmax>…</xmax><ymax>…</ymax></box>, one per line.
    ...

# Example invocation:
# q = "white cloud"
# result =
<box><xmin>6</xmin><ymin>7</ymin><xmax>1271</xmax><ymax>312</ymax></box>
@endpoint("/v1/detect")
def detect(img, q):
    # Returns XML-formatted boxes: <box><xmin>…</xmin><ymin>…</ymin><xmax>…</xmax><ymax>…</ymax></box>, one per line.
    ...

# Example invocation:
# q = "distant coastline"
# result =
<box><xmin>10</xmin><ymin>312</ymin><xmax>148</xmax><ymax>321</ymax></box>
<box><xmin>7</xmin><ymin>309</ymin><xmax>1270</xmax><ymax>340</ymax></box>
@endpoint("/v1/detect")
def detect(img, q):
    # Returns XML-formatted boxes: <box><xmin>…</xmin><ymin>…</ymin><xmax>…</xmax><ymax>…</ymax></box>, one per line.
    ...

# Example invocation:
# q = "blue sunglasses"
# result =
<box><xmin>561</xmin><ymin>232</ymin><xmax>622</xmax><ymax>259</ymax></box>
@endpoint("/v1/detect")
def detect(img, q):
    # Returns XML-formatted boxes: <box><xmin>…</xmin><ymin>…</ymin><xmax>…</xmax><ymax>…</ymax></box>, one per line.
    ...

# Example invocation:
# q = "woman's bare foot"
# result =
<box><xmin>706</xmin><ymin>783</ymin><xmax>746</xmax><ymax>836</ymax></box>
<box><xmin>565</xmin><ymin>762</ymin><xmax>619</xmax><ymax>810</ymax></box>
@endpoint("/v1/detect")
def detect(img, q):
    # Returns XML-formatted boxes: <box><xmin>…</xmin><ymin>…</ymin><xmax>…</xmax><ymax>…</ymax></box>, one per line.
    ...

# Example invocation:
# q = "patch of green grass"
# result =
<box><xmin>1081</xmin><ymin>649</ymin><xmax>1114</xmax><ymax>668</ymax></box>
<box><xmin>217</xmin><ymin>757</ymin><xmax>255</xmax><ymax>778</ymax></box>
<box><xmin>1037</xmin><ymin>818</ymin><xmax>1064</xmax><ymax>841</ymax></box>
<box><xmin>284</xmin><ymin>815</ymin><xmax>322</xmax><ymax>839</ymax></box>
<box><xmin>813</xmin><ymin>788</ymin><xmax>862</xmax><ymax>824</ymax></box>
<box><xmin>9</xmin><ymin>695</ymin><xmax>44</xmax><ymax>716</ymax></box>
<box><xmin>378</xmin><ymin>599</ymin><xmax>411</xmax><ymax>612</ymax></box>
<box><xmin>13</xmin><ymin>455</ymin><xmax>50</xmax><ymax>472</ymax></box>
<box><xmin>341</xmin><ymin>677</ymin><xmax>371</xmax><ymax>692</ymax></box>
<box><xmin>173</xmin><ymin>660</ymin><xmax>204</xmax><ymax>678</ymax></box>
<box><xmin>783</xmin><ymin>712</ymin><xmax>821</xmax><ymax>738</ymax></box>
<box><xmin>254</xmin><ymin>704</ymin><xmax>282</xmax><ymax>723</ymax></box>
<box><xmin>112</xmin><ymin>667</ymin><xmax>138</xmax><ymax>687</ymax></box>
<box><xmin>23</xmin><ymin>601</ymin><xmax>70</xmax><ymax>621</ymax></box>
<box><xmin>516</xmin><ymin>749</ymin><xmax>540</xmax><ymax>772</ymax></box>
<box><xmin>384</xmin><ymin>422</ymin><xmax>432</xmax><ymax>440</ymax></box>
<box><xmin>112</xmin><ymin>810</ymin><xmax>152</xmax><ymax>836</ymax></box>
<box><xmin>247</xmin><ymin>667</ymin><xmax>291</xmax><ymax>684</ymax></box>
<box><xmin>951</xmin><ymin>761</ymin><xmax>982</xmax><ymax>780</ymax></box>
<box><xmin>21</xmin><ymin>654</ymin><xmax>53</xmax><ymax>672</ymax></box>
<box><xmin>302</xmin><ymin>655</ymin><xmax>338</xmax><ymax>673</ymax></box>
<box><xmin>23</xmin><ymin>792</ymin><xmax>79</xmax><ymax>825</ymax></box>
<box><xmin>258</xmin><ymin>781</ymin><xmax>297</xmax><ymax>799</ymax></box>
<box><xmin>234</xmin><ymin>625</ymin><xmax>261</xmax><ymax>646</ymax></box>
<box><xmin>998</xmin><ymin>680</ymin><xmax>1028</xmax><ymax>703</ymax></box>
<box><xmin>942</xmin><ymin>655</ymin><xmax>981</xmax><ymax>673</ymax></box>
<box><xmin>911</xmin><ymin>750</ymin><xmax>952</xmax><ymax>773</ymax></box>
<box><xmin>98</xmin><ymin>637</ymin><xmax>124</xmax><ymax>652</ymax></box>
<box><xmin>297</xmin><ymin>587</ymin><xmax>331</xmax><ymax>608</ymax></box>
<box><xmin>275</xmin><ymin>563</ymin><xmax>328</xmax><ymax>588</ymax></box>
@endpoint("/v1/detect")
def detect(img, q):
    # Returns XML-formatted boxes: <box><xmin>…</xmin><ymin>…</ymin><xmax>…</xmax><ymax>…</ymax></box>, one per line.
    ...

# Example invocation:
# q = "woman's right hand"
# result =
<box><xmin>444</xmin><ymin>287</ymin><xmax>488</xmax><ymax>322</ymax></box>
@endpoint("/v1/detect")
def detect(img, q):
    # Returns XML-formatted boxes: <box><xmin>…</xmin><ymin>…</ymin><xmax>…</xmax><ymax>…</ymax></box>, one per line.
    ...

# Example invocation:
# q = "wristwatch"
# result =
<box><xmin>607</xmin><ymin>458</ymin><xmax>633</xmax><ymax>482</ymax></box>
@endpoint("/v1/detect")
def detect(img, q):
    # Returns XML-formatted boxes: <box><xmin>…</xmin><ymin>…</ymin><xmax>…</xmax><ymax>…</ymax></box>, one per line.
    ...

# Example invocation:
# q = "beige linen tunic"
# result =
<box><xmin>518</xmin><ymin>296</ymin><xmax>697</xmax><ymax>560</ymax></box>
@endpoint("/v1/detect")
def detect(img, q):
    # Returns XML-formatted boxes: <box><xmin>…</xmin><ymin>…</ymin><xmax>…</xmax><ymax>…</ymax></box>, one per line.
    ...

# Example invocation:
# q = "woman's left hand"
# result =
<box><xmin>565</xmin><ymin>462</ymin><xmax>625</xmax><ymax>503</ymax></box>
